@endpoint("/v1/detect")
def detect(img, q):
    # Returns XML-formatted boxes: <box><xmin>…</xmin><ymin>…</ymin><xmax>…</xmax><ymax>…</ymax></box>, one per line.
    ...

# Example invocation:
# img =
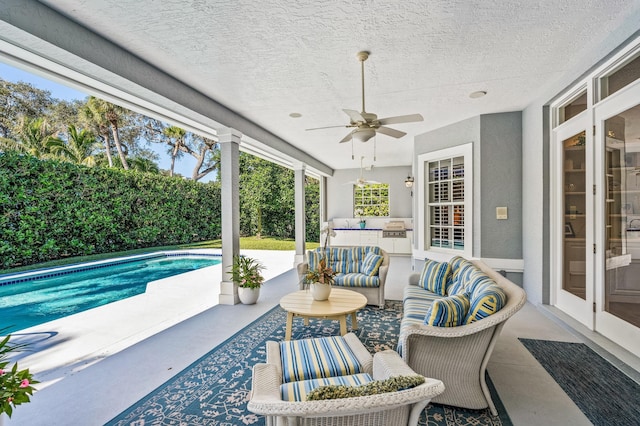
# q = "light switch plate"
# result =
<box><xmin>496</xmin><ymin>207</ymin><xmax>508</xmax><ymax>220</ymax></box>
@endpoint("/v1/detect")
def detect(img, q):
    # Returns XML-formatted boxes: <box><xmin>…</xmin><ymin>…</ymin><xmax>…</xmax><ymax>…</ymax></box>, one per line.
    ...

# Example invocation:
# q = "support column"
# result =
<box><xmin>294</xmin><ymin>163</ymin><xmax>306</xmax><ymax>266</ymax></box>
<box><xmin>320</xmin><ymin>176</ymin><xmax>327</xmax><ymax>226</ymax></box>
<box><xmin>219</xmin><ymin>128</ymin><xmax>241</xmax><ymax>305</ymax></box>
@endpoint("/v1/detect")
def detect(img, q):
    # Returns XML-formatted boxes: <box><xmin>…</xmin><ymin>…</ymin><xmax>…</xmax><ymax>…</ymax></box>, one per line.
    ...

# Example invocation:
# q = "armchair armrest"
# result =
<box><xmin>408</xmin><ymin>273</ymin><xmax>420</xmax><ymax>286</ymax></box>
<box><xmin>249</xmin><ymin>363</ymin><xmax>283</xmax><ymax>403</ymax></box>
<box><xmin>297</xmin><ymin>262</ymin><xmax>309</xmax><ymax>289</ymax></box>
<box><xmin>372</xmin><ymin>350</ymin><xmax>418</xmax><ymax>380</ymax></box>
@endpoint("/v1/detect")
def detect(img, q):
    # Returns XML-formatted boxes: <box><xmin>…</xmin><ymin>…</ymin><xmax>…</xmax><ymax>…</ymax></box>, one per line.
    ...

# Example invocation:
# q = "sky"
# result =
<box><xmin>0</xmin><ymin>62</ymin><xmax>204</xmax><ymax>180</ymax></box>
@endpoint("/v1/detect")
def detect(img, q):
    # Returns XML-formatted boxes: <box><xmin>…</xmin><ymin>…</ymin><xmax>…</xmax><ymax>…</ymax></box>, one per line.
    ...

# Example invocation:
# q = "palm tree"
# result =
<box><xmin>54</xmin><ymin>125</ymin><xmax>99</xmax><ymax>166</ymax></box>
<box><xmin>82</xmin><ymin>97</ymin><xmax>129</xmax><ymax>169</ymax></box>
<box><xmin>162</xmin><ymin>125</ymin><xmax>186</xmax><ymax>176</ymax></box>
<box><xmin>128</xmin><ymin>157</ymin><xmax>160</xmax><ymax>173</ymax></box>
<box><xmin>79</xmin><ymin>98</ymin><xmax>113</xmax><ymax>167</ymax></box>
<box><xmin>0</xmin><ymin>117</ymin><xmax>64</xmax><ymax>159</ymax></box>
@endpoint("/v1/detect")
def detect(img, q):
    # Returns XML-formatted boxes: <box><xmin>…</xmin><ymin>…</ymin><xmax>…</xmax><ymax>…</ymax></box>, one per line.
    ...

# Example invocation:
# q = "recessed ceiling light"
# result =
<box><xmin>289</xmin><ymin>112</ymin><xmax>302</xmax><ymax>118</ymax></box>
<box><xmin>469</xmin><ymin>91</ymin><xmax>487</xmax><ymax>99</ymax></box>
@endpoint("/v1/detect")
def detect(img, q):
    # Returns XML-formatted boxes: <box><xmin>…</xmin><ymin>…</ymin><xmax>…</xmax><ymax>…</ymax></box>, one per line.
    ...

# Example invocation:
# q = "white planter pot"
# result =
<box><xmin>310</xmin><ymin>283</ymin><xmax>332</xmax><ymax>301</ymax></box>
<box><xmin>238</xmin><ymin>287</ymin><xmax>260</xmax><ymax>304</ymax></box>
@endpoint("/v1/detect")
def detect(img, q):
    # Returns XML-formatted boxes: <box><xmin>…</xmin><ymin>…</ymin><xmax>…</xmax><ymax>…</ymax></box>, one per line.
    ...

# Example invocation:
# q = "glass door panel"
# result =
<box><xmin>563</xmin><ymin>131</ymin><xmax>587</xmax><ymax>299</ymax></box>
<box><xmin>604</xmin><ymin>107</ymin><xmax>640</xmax><ymax>328</ymax></box>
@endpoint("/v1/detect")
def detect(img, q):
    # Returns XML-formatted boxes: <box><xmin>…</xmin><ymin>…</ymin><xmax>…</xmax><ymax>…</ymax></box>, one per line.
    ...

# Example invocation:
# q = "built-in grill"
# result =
<box><xmin>382</xmin><ymin>221</ymin><xmax>407</xmax><ymax>238</ymax></box>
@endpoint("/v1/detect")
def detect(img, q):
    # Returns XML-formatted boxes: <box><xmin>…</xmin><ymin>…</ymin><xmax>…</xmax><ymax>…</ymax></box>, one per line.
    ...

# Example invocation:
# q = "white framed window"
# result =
<box><xmin>417</xmin><ymin>143</ymin><xmax>473</xmax><ymax>257</ymax></box>
<box><xmin>353</xmin><ymin>183</ymin><xmax>389</xmax><ymax>217</ymax></box>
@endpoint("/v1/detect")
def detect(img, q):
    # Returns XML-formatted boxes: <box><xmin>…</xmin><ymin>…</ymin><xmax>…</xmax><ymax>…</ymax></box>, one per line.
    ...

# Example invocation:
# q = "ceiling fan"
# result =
<box><xmin>307</xmin><ymin>51</ymin><xmax>424</xmax><ymax>143</ymax></box>
<box><xmin>346</xmin><ymin>156</ymin><xmax>380</xmax><ymax>187</ymax></box>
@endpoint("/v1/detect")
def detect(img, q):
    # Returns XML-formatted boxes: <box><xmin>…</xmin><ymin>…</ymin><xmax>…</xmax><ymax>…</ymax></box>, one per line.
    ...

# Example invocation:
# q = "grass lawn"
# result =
<box><xmin>2</xmin><ymin>236</ymin><xmax>320</xmax><ymax>275</ymax></box>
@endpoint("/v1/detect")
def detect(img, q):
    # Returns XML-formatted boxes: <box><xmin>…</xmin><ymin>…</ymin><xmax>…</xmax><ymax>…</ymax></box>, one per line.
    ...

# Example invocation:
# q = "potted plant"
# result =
<box><xmin>355</xmin><ymin>208</ymin><xmax>366</xmax><ymax>229</ymax></box>
<box><xmin>304</xmin><ymin>226</ymin><xmax>337</xmax><ymax>301</ymax></box>
<box><xmin>1</xmin><ymin>331</ymin><xmax>38</xmax><ymax>422</ymax></box>
<box><xmin>229</xmin><ymin>255</ymin><xmax>265</xmax><ymax>304</ymax></box>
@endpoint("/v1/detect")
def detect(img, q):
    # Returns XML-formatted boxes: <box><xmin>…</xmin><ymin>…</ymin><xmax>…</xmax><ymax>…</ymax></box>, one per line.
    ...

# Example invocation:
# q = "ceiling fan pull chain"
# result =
<box><xmin>351</xmin><ymin>137</ymin><xmax>354</xmax><ymax>160</ymax></box>
<box><xmin>373</xmin><ymin>136</ymin><xmax>377</xmax><ymax>162</ymax></box>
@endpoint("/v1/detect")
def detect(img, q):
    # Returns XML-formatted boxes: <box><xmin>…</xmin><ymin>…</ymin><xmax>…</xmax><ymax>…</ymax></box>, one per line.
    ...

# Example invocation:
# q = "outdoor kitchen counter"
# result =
<box><xmin>329</xmin><ymin>228</ymin><xmax>413</xmax><ymax>254</ymax></box>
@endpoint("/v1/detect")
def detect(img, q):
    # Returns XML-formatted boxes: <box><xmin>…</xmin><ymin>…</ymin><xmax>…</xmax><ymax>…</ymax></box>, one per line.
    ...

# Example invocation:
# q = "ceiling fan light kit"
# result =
<box><xmin>307</xmin><ymin>50</ymin><xmax>424</xmax><ymax>144</ymax></box>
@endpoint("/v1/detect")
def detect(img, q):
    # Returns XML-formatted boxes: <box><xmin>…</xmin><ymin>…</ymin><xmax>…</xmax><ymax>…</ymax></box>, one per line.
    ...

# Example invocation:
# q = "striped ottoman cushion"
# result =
<box><xmin>280</xmin><ymin>373</ymin><xmax>373</xmax><ymax>401</ymax></box>
<box><xmin>280</xmin><ymin>335</ymin><xmax>363</xmax><ymax>383</ymax></box>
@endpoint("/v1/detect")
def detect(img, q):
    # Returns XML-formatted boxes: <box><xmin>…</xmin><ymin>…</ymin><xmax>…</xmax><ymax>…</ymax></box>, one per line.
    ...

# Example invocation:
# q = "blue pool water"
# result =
<box><xmin>0</xmin><ymin>255</ymin><xmax>220</xmax><ymax>333</ymax></box>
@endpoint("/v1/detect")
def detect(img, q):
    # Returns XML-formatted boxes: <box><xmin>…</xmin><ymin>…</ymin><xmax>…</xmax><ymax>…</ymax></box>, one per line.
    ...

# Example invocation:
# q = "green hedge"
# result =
<box><xmin>0</xmin><ymin>152</ymin><xmax>221</xmax><ymax>268</ymax></box>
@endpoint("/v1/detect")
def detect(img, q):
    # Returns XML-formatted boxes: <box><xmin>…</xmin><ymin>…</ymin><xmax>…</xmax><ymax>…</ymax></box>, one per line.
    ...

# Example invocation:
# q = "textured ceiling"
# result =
<box><xmin>37</xmin><ymin>0</ymin><xmax>640</xmax><ymax>170</ymax></box>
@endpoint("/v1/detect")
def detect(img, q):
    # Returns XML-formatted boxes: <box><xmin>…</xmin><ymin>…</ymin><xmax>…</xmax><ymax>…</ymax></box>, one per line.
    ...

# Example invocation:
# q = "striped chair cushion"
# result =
<box><xmin>450</xmin><ymin>261</ymin><xmax>476</xmax><ymax>292</ymax></box>
<box><xmin>307</xmin><ymin>249</ymin><xmax>325</xmax><ymax>272</ymax></box>
<box><xmin>445</xmin><ymin>255</ymin><xmax>468</xmax><ymax>294</ymax></box>
<box><xmin>419</xmin><ymin>259</ymin><xmax>451</xmax><ymax>296</ymax></box>
<box><xmin>447</xmin><ymin>278</ymin><xmax>466</xmax><ymax>296</ymax></box>
<box><xmin>280</xmin><ymin>373</ymin><xmax>373</xmax><ymax>402</ymax></box>
<box><xmin>465</xmin><ymin>284</ymin><xmax>507</xmax><ymax>324</ymax></box>
<box><xmin>353</xmin><ymin>246</ymin><xmax>381</xmax><ymax>263</ymax></box>
<box><xmin>424</xmin><ymin>293</ymin><xmax>471</xmax><ymax>327</ymax></box>
<box><xmin>361</xmin><ymin>252</ymin><xmax>383</xmax><ymax>276</ymax></box>
<box><xmin>403</xmin><ymin>296</ymin><xmax>438</xmax><ymax>321</ymax></box>
<box><xmin>279</xmin><ymin>335</ymin><xmax>363</xmax><ymax>383</ymax></box>
<box><xmin>466</xmin><ymin>272</ymin><xmax>495</xmax><ymax>298</ymax></box>
<box><xmin>448</xmin><ymin>255</ymin><xmax>468</xmax><ymax>272</ymax></box>
<box><xmin>403</xmin><ymin>285</ymin><xmax>445</xmax><ymax>303</ymax></box>
<box><xmin>397</xmin><ymin>316</ymin><xmax>424</xmax><ymax>355</ymax></box>
<box><xmin>334</xmin><ymin>273</ymin><xmax>380</xmax><ymax>288</ymax></box>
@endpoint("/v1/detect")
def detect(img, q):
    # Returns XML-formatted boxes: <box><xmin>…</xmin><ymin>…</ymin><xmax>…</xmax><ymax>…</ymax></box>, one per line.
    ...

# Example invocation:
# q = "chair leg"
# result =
<box><xmin>480</xmin><ymin>373</ymin><xmax>498</xmax><ymax>416</ymax></box>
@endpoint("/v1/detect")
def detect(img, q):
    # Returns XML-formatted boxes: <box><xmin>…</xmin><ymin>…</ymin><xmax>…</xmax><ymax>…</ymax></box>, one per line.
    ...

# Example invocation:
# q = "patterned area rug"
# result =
<box><xmin>520</xmin><ymin>338</ymin><xmax>640</xmax><ymax>426</ymax></box>
<box><xmin>108</xmin><ymin>300</ymin><xmax>511</xmax><ymax>425</ymax></box>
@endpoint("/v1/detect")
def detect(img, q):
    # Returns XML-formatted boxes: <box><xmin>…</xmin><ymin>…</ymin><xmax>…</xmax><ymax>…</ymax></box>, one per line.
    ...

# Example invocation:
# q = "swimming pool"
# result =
<box><xmin>0</xmin><ymin>254</ymin><xmax>221</xmax><ymax>333</ymax></box>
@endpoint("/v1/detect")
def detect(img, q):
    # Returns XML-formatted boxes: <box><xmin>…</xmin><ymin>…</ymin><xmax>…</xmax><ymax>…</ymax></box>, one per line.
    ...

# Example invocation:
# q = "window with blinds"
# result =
<box><xmin>426</xmin><ymin>154</ymin><xmax>467</xmax><ymax>251</ymax></box>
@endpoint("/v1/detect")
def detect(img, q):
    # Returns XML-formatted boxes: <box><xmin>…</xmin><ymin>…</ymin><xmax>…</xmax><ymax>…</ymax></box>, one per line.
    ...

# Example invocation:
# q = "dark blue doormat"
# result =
<box><xmin>520</xmin><ymin>338</ymin><xmax>640</xmax><ymax>426</ymax></box>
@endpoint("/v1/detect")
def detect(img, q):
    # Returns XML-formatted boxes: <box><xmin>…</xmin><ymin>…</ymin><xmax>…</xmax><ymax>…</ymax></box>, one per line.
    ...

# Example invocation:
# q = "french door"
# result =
<box><xmin>554</xmin><ymin>114</ymin><xmax>595</xmax><ymax>328</ymax></box>
<box><xmin>554</xmin><ymin>80</ymin><xmax>640</xmax><ymax>355</ymax></box>
<box><xmin>593</xmin><ymin>81</ymin><xmax>640</xmax><ymax>355</ymax></box>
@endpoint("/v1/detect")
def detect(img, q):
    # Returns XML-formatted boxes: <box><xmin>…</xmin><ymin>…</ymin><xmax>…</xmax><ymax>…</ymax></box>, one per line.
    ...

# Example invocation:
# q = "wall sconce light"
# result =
<box><xmin>404</xmin><ymin>176</ymin><xmax>414</xmax><ymax>196</ymax></box>
<box><xmin>404</xmin><ymin>176</ymin><xmax>414</xmax><ymax>188</ymax></box>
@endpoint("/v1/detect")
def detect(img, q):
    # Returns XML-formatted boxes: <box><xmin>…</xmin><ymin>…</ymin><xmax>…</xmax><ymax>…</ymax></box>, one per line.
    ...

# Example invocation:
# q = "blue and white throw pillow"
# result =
<box><xmin>361</xmin><ymin>252</ymin><xmax>383</xmax><ymax>276</ymax></box>
<box><xmin>419</xmin><ymin>259</ymin><xmax>451</xmax><ymax>296</ymax></box>
<box><xmin>424</xmin><ymin>293</ymin><xmax>471</xmax><ymax>327</ymax></box>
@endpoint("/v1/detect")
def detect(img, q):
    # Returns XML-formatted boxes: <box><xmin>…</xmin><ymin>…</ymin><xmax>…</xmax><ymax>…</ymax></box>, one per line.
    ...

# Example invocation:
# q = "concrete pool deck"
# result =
<box><xmin>7</xmin><ymin>249</ymin><xmax>296</xmax><ymax>389</ymax></box>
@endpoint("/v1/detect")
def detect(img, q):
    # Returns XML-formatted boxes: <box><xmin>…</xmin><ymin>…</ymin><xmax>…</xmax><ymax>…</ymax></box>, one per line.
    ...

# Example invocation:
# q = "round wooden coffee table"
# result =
<box><xmin>280</xmin><ymin>288</ymin><xmax>368</xmax><ymax>340</ymax></box>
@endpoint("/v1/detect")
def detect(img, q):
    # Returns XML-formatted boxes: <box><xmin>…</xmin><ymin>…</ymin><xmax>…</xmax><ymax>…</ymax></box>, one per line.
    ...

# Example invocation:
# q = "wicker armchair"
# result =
<box><xmin>399</xmin><ymin>260</ymin><xmax>526</xmax><ymax>415</ymax></box>
<box><xmin>248</xmin><ymin>340</ymin><xmax>445</xmax><ymax>426</ymax></box>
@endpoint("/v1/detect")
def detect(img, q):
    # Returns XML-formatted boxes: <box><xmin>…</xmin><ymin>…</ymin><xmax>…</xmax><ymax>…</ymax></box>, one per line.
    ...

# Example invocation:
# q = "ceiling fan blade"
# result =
<box><xmin>343</xmin><ymin>109</ymin><xmax>366</xmax><ymax>123</ymax></box>
<box><xmin>339</xmin><ymin>130</ymin><xmax>355</xmax><ymax>143</ymax></box>
<box><xmin>377</xmin><ymin>113</ymin><xmax>424</xmax><ymax>125</ymax></box>
<box><xmin>376</xmin><ymin>126</ymin><xmax>406</xmax><ymax>138</ymax></box>
<box><xmin>306</xmin><ymin>124</ymin><xmax>349</xmax><ymax>131</ymax></box>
